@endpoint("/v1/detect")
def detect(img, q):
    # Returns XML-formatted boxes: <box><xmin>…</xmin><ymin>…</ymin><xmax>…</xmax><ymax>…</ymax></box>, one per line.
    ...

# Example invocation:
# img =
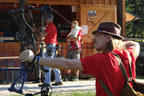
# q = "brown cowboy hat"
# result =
<box><xmin>92</xmin><ymin>22</ymin><xmax>124</xmax><ymax>40</ymax></box>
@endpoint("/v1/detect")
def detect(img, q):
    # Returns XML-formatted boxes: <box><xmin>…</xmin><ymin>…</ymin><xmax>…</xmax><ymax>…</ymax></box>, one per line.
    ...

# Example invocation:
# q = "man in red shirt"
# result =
<box><xmin>44</xmin><ymin>15</ymin><xmax>57</xmax><ymax>44</ymax></box>
<box><xmin>41</xmin><ymin>13</ymin><xmax>62</xmax><ymax>87</ymax></box>
<box><xmin>20</xmin><ymin>22</ymin><xmax>140</xmax><ymax>96</ymax></box>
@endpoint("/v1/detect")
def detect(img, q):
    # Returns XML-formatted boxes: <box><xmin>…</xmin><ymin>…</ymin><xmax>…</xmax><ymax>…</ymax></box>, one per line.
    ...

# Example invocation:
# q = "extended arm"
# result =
<box><xmin>20</xmin><ymin>50</ymin><xmax>83</xmax><ymax>71</ymax></box>
<box><xmin>39</xmin><ymin>57</ymin><xmax>83</xmax><ymax>71</ymax></box>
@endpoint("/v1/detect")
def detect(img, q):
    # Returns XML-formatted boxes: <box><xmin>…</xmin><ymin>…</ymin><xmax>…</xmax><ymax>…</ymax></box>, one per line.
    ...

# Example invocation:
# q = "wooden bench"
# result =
<box><xmin>0</xmin><ymin>56</ymin><xmax>19</xmax><ymax>60</ymax></box>
<box><xmin>0</xmin><ymin>67</ymin><xmax>21</xmax><ymax>71</ymax></box>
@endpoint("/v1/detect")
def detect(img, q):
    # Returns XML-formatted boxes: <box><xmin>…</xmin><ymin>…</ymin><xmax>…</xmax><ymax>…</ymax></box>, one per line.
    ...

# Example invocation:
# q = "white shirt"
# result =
<box><xmin>67</xmin><ymin>26</ymin><xmax>82</xmax><ymax>38</ymax></box>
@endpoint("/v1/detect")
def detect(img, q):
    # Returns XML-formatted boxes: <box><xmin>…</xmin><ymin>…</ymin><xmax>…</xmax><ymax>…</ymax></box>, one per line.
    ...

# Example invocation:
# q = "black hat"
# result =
<box><xmin>92</xmin><ymin>22</ymin><xmax>124</xmax><ymax>39</ymax></box>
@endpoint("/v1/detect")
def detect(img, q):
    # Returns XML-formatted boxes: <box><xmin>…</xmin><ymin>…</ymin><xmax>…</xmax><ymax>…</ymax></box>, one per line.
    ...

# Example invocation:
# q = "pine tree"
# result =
<box><xmin>126</xmin><ymin>0</ymin><xmax>144</xmax><ymax>38</ymax></box>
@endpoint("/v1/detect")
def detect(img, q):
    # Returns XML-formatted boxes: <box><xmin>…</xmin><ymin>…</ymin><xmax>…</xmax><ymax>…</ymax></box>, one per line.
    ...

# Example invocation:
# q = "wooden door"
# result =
<box><xmin>80</xmin><ymin>4</ymin><xmax>117</xmax><ymax>57</ymax></box>
<box><xmin>80</xmin><ymin>4</ymin><xmax>117</xmax><ymax>42</ymax></box>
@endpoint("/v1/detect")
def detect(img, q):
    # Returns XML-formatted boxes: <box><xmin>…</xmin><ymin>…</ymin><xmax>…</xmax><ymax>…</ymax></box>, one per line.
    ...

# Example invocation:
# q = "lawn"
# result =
<box><xmin>12</xmin><ymin>91</ymin><xmax>95</xmax><ymax>96</ymax></box>
<box><xmin>51</xmin><ymin>91</ymin><xmax>95</xmax><ymax>96</ymax></box>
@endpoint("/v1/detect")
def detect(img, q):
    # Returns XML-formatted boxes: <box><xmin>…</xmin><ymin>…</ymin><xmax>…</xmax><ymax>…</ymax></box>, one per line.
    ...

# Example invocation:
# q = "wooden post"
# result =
<box><xmin>76</xmin><ymin>4</ymin><xmax>80</xmax><ymax>24</ymax></box>
<box><xmin>117</xmin><ymin>0</ymin><xmax>126</xmax><ymax>37</ymax></box>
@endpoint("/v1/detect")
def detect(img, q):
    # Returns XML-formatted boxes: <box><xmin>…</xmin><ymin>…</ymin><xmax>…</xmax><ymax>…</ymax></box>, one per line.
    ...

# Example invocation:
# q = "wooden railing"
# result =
<box><xmin>0</xmin><ymin>56</ymin><xmax>20</xmax><ymax>83</ymax></box>
<box><xmin>0</xmin><ymin>42</ymin><xmax>20</xmax><ymax>83</ymax></box>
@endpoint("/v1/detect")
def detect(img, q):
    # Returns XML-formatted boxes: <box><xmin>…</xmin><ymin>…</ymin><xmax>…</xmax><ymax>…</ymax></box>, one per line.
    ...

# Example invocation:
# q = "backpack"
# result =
<box><xmin>99</xmin><ymin>52</ymin><xmax>144</xmax><ymax>96</ymax></box>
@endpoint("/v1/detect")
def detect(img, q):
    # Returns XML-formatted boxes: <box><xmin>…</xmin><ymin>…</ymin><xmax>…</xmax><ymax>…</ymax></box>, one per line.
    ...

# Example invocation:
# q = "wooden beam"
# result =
<box><xmin>122</xmin><ymin>0</ymin><xmax>126</xmax><ymax>37</ymax></box>
<box><xmin>0</xmin><ymin>0</ymin><xmax>79</xmax><ymax>5</ymax></box>
<box><xmin>117</xmin><ymin>0</ymin><xmax>126</xmax><ymax>38</ymax></box>
<box><xmin>0</xmin><ymin>67</ymin><xmax>21</xmax><ymax>70</ymax></box>
<box><xmin>0</xmin><ymin>0</ymin><xmax>18</xmax><ymax>3</ymax></box>
<box><xmin>0</xmin><ymin>37</ymin><xmax>14</xmax><ymax>40</ymax></box>
<box><xmin>28</xmin><ymin>1</ymin><xmax>79</xmax><ymax>6</ymax></box>
<box><xmin>0</xmin><ymin>56</ymin><xmax>19</xmax><ymax>60</ymax></box>
<box><xmin>76</xmin><ymin>5</ymin><xmax>80</xmax><ymax>24</ymax></box>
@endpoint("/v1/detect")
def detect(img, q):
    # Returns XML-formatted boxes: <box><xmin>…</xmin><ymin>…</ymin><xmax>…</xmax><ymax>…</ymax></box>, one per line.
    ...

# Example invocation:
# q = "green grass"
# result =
<box><xmin>52</xmin><ymin>91</ymin><xmax>95</xmax><ymax>96</ymax></box>
<box><xmin>11</xmin><ymin>91</ymin><xmax>95</xmax><ymax>96</ymax></box>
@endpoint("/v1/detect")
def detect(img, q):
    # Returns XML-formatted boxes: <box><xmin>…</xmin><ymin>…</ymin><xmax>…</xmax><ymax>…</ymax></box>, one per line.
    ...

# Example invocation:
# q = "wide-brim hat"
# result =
<box><xmin>92</xmin><ymin>22</ymin><xmax>124</xmax><ymax>40</ymax></box>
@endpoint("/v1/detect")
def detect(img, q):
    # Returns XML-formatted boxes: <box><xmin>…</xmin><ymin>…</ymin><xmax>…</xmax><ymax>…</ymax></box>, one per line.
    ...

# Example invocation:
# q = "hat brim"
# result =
<box><xmin>92</xmin><ymin>30</ymin><xmax>124</xmax><ymax>40</ymax></box>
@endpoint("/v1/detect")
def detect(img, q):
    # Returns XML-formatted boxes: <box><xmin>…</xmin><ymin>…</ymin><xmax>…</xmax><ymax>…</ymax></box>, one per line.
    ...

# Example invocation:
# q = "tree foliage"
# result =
<box><xmin>125</xmin><ymin>0</ymin><xmax>144</xmax><ymax>38</ymax></box>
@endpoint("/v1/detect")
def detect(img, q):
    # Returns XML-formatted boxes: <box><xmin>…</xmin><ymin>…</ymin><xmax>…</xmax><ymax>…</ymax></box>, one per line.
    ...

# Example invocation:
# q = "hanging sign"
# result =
<box><xmin>88</xmin><ymin>11</ymin><xmax>96</xmax><ymax>18</ymax></box>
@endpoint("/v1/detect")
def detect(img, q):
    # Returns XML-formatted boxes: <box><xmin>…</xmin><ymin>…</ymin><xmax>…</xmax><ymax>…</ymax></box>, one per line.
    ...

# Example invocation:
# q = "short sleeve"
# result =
<box><xmin>80</xmin><ymin>54</ymin><xmax>103</xmax><ymax>77</ymax></box>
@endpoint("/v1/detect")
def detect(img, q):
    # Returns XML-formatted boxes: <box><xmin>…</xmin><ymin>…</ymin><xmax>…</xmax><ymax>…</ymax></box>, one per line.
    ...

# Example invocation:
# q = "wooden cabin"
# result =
<box><xmin>0</xmin><ymin>0</ymin><xmax>126</xmax><ymax>82</ymax></box>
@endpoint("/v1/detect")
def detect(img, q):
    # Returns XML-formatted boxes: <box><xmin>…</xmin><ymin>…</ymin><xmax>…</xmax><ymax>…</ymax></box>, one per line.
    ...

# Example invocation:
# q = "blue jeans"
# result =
<box><xmin>43</xmin><ymin>44</ymin><xmax>62</xmax><ymax>84</ymax></box>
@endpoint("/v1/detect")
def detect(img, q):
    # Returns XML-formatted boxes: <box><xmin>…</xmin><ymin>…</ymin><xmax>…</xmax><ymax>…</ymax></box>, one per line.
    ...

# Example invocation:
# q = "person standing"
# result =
<box><xmin>20</xmin><ymin>22</ymin><xmax>140</xmax><ymax>96</ymax></box>
<box><xmin>65</xmin><ymin>20</ymin><xmax>82</xmax><ymax>81</ymax></box>
<box><xmin>40</xmin><ymin>13</ymin><xmax>62</xmax><ymax>86</ymax></box>
<box><xmin>31</xmin><ymin>23</ymin><xmax>46</xmax><ymax>83</ymax></box>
